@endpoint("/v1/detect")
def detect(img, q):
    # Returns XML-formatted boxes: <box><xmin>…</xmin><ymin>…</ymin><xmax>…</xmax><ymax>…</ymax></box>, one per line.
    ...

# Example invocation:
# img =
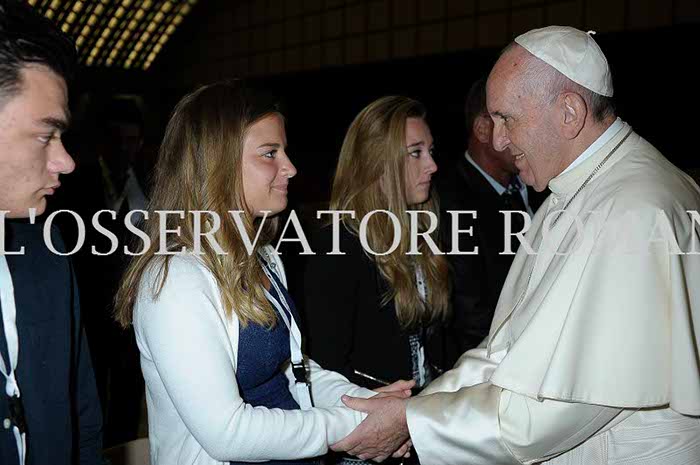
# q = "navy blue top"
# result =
<box><xmin>229</xmin><ymin>266</ymin><xmax>316</xmax><ymax>465</ymax></box>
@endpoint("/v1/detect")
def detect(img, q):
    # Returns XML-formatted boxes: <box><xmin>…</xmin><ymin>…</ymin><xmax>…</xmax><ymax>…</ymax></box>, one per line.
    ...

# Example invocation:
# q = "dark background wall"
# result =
<box><xmin>65</xmin><ymin>0</ymin><xmax>700</xmax><ymax>209</ymax></box>
<box><xmin>154</xmin><ymin>0</ymin><xmax>700</xmax><ymax>85</ymax></box>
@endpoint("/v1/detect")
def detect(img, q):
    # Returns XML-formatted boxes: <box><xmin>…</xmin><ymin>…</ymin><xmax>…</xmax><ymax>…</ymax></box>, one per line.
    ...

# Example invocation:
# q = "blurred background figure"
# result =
<box><xmin>97</xmin><ymin>98</ymin><xmax>150</xmax><ymax>224</ymax></box>
<box><xmin>57</xmin><ymin>96</ymin><xmax>152</xmax><ymax>447</ymax></box>
<box><xmin>94</xmin><ymin>98</ymin><xmax>150</xmax><ymax>447</ymax></box>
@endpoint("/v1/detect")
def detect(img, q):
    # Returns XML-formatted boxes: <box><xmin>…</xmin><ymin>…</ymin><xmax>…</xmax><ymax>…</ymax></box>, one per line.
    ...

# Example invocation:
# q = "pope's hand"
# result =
<box><xmin>331</xmin><ymin>395</ymin><xmax>410</xmax><ymax>462</ymax></box>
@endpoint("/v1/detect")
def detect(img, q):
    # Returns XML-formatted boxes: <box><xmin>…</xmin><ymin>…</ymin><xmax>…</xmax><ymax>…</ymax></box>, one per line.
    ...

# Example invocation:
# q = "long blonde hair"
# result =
<box><xmin>115</xmin><ymin>81</ymin><xmax>280</xmax><ymax>329</ymax></box>
<box><xmin>330</xmin><ymin>96</ymin><xmax>450</xmax><ymax>329</ymax></box>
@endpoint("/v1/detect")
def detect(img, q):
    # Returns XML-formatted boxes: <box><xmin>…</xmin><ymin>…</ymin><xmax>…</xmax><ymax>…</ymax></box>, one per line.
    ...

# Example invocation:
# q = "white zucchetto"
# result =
<box><xmin>515</xmin><ymin>25</ymin><xmax>614</xmax><ymax>97</ymax></box>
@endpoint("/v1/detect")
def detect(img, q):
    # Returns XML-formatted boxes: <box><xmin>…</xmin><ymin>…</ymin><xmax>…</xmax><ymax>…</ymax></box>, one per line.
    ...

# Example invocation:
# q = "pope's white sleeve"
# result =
<box><xmin>407</xmin><ymin>381</ymin><xmax>623</xmax><ymax>465</ymax></box>
<box><xmin>407</xmin><ymin>383</ymin><xmax>520</xmax><ymax>465</ymax></box>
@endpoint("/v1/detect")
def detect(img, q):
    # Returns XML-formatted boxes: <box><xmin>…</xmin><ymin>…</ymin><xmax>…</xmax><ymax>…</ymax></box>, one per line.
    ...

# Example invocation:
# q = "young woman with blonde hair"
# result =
<box><xmin>304</xmin><ymin>96</ymin><xmax>451</xmax><ymax>396</ymax></box>
<box><xmin>114</xmin><ymin>82</ymin><xmax>411</xmax><ymax>465</ymax></box>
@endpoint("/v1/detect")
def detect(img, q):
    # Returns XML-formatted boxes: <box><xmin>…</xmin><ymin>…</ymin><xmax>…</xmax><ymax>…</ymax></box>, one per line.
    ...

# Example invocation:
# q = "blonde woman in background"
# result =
<box><xmin>303</xmin><ymin>95</ymin><xmax>451</xmax><ymax>426</ymax></box>
<box><xmin>114</xmin><ymin>82</ymin><xmax>412</xmax><ymax>465</ymax></box>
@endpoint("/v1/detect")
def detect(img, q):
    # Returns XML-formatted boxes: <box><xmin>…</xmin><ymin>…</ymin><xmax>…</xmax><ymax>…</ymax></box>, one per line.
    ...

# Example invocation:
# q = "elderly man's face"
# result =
<box><xmin>0</xmin><ymin>65</ymin><xmax>75</xmax><ymax>217</ymax></box>
<box><xmin>486</xmin><ymin>47</ymin><xmax>562</xmax><ymax>192</ymax></box>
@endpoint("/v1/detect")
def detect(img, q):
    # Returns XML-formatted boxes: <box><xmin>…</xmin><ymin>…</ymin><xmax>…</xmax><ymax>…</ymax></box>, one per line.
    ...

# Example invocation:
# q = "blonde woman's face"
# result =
<box><xmin>404</xmin><ymin>117</ymin><xmax>437</xmax><ymax>206</ymax></box>
<box><xmin>241</xmin><ymin>114</ymin><xmax>296</xmax><ymax>217</ymax></box>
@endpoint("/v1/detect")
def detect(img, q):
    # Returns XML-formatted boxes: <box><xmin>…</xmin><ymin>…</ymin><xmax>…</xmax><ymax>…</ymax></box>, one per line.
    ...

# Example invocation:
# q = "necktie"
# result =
<box><xmin>502</xmin><ymin>177</ymin><xmax>528</xmax><ymax>252</ymax></box>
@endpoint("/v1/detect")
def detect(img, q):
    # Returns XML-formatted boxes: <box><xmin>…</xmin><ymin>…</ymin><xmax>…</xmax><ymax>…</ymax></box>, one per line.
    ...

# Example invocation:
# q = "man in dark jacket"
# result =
<box><xmin>0</xmin><ymin>1</ymin><xmax>103</xmax><ymax>463</ymax></box>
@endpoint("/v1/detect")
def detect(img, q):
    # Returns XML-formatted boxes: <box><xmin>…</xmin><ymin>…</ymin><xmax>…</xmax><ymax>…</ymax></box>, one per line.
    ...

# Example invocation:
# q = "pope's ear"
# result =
<box><xmin>559</xmin><ymin>92</ymin><xmax>587</xmax><ymax>139</ymax></box>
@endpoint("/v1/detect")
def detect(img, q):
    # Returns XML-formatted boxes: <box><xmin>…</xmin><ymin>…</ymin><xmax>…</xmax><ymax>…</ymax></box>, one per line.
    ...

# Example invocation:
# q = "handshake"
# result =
<box><xmin>331</xmin><ymin>379</ymin><xmax>416</xmax><ymax>463</ymax></box>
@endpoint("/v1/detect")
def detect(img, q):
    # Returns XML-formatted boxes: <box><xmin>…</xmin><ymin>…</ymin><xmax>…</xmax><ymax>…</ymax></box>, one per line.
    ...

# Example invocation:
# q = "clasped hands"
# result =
<box><xmin>332</xmin><ymin>379</ymin><xmax>415</xmax><ymax>462</ymax></box>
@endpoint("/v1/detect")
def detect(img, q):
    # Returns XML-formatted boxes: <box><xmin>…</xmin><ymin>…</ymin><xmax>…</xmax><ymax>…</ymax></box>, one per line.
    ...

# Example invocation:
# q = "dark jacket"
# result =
<box><xmin>0</xmin><ymin>220</ymin><xmax>102</xmax><ymax>465</ymax></box>
<box><xmin>301</xmin><ymin>224</ymin><xmax>450</xmax><ymax>390</ymax></box>
<box><xmin>436</xmin><ymin>156</ymin><xmax>546</xmax><ymax>356</ymax></box>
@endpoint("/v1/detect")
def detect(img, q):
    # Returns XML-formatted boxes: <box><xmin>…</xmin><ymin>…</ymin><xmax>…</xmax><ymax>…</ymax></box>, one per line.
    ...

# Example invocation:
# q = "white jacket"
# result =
<box><xmin>134</xmin><ymin>247</ymin><xmax>375</xmax><ymax>465</ymax></box>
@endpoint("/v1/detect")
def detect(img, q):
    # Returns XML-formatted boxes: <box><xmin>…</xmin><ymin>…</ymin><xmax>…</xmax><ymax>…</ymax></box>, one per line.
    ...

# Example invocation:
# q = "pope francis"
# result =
<box><xmin>331</xmin><ymin>26</ymin><xmax>700</xmax><ymax>465</ymax></box>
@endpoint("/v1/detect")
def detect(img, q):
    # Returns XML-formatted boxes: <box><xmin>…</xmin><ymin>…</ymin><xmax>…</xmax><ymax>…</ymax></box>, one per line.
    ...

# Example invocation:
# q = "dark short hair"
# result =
<box><xmin>0</xmin><ymin>0</ymin><xmax>77</xmax><ymax>101</ymax></box>
<box><xmin>103</xmin><ymin>98</ymin><xmax>145</xmax><ymax>133</ymax></box>
<box><xmin>464</xmin><ymin>77</ymin><xmax>487</xmax><ymax>139</ymax></box>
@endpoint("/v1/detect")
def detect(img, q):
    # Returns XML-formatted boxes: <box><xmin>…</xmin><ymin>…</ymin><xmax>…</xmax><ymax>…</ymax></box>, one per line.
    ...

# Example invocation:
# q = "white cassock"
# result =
<box><xmin>407</xmin><ymin>120</ymin><xmax>700</xmax><ymax>465</ymax></box>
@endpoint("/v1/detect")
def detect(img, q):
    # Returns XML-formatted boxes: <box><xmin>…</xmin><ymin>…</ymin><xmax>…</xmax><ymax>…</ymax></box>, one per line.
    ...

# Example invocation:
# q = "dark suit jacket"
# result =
<box><xmin>436</xmin><ymin>156</ymin><xmax>546</xmax><ymax>357</ymax></box>
<box><xmin>301</xmin><ymin>224</ymin><xmax>450</xmax><ymax>390</ymax></box>
<box><xmin>0</xmin><ymin>220</ymin><xmax>102</xmax><ymax>465</ymax></box>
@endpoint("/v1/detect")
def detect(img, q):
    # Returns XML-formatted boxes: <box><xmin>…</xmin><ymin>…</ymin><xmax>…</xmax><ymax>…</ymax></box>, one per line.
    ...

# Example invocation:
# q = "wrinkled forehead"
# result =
<box><xmin>485</xmin><ymin>71</ymin><xmax>509</xmax><ymax>114</ymax></box>
<box><xmin>486</xmin><ymin>46</ymin><xmax>530</xmax><ymax>110</ymax></box>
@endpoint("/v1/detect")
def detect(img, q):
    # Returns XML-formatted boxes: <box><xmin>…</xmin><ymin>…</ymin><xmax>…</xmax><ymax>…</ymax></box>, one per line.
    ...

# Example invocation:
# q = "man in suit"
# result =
<box><xmin>96</xmin><ymin>99</ymin><xmax>150</xmax><ymax>446</ymax></box>
<box><xmin>437</xmin><ymin>78</ymin><xmax>545</xmax><ymax>357</ymax></box>
<box><xmin>0</xmin><ymin>1</ymin><xmax>102</xmax><ymax>463</ymax></box>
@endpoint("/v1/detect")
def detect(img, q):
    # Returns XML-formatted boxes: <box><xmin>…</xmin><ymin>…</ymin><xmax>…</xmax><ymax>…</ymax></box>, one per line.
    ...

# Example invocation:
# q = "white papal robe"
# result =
<box><xmin>406</xmin><ymin>121</ymin><xmax>700</xmax><ymax>465</ymax></box>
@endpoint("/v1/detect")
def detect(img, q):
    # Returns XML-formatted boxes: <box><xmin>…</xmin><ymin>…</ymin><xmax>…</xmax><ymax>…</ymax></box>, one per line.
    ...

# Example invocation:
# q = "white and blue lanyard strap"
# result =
<box><xmin>260</xmin><ymin>259</ymin><xmax>313</xmax><ymax>410</ymax></box>
<box><xmin>415</xmin><ymin>265</ymin><xmax>427</xmax><ymax>306</ymax></box>
<box><xmin>0</xmin><ymin>255</ymin><xmax>26</xmax><ymax>465</ymax></box>
<box><xmin>414</xmin><ymin>265</ymin><xmax>428</xmax><ymax>387</ymax></box>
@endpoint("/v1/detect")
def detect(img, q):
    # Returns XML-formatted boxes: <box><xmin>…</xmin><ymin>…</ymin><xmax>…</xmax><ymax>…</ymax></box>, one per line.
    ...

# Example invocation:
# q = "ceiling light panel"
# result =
<box><xmin>26</xmin><ymin>0</ymin><xmax>198</xmax><ymax>70</ymax></box>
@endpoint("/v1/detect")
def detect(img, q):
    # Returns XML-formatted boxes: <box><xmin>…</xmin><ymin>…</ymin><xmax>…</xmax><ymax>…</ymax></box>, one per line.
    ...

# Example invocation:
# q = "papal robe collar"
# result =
<box><xmin>548</xmin><ymin>118</ymin><xmax>629</xmax><ymax>196</ymax></box>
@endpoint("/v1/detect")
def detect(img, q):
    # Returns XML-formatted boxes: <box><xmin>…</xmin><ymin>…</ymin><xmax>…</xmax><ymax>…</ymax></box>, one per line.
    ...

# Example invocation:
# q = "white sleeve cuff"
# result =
<box><xmin>407</xmin><ymin>383</ymin><xmax>520</xmax><ymax>465</ymax></box>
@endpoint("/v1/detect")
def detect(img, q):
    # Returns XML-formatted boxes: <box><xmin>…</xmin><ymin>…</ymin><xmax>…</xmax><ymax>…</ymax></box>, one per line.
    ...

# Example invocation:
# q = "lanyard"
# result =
<box><xmin>0</xmin><ymin>255</ymin><xmax>26</xmax><ymax>465</ymax></box>
<box><xmin>414</xmin><ymin>265</ymin><xmax>428</xmax><ymax>386</ymax></box>
<box><xmin>415</xmin><ymin>265</ymin><xmax>426</xmax><ymax>301</ymax></box>
<box><xmin>259</xmin><ymin>256</ymin><xmax>312</xmax><ymax>410</ymax></box>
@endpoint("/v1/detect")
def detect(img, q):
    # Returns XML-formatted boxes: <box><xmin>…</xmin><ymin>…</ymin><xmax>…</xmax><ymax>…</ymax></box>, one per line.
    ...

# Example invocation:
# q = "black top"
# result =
<box><xmin>301</xmin><ymin>224</ymin><xmax>449</xmax><ymax>390</ymax></box>
<box><xmin>0</xmin><ymin>220</ymin><xmax>102</xmax><ymax>465</ymax></box>
<box><xmin>435</xmin><ymin>156</ymin><xmax>546</xmax><ymax>354</ymax></box>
